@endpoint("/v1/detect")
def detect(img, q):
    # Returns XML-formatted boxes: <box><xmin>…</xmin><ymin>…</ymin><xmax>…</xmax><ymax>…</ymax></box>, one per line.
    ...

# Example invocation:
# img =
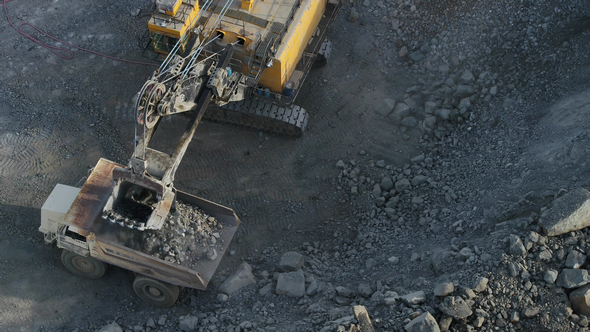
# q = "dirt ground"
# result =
<box><xmin>1</xmin><ymin>0</ymin><xmax>590</xmax><ymax>331</ymax></box>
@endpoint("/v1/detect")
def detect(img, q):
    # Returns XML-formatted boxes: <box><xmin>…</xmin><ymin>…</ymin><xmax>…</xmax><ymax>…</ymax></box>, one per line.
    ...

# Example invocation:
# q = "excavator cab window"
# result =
<box><xmin>237</xmin><ymin>37</ymin><xmax>246</xmax><ymax>47</ymax></box>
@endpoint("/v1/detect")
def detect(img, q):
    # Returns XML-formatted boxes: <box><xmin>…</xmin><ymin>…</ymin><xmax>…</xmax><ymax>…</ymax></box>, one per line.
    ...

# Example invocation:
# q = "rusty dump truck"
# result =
<box><xmin>40</xmin><ymin>158</ymin><xmax>240</xmax><ymax>307</ymax></box>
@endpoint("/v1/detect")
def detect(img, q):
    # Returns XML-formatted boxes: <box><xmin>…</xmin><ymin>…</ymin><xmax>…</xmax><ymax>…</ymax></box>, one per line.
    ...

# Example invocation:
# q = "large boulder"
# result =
<box><xmin>218</xmin><ymin>262</ymin><xmax>256</xmax><ymax>295</ymax></box>
<box><xmin>404</xmin><ymin>312</ymin><xmax>441</xmax><ymax>332</ymax></box>
<box><xmin>179</xmin><ymin>316</ymin><xmax>199</xmax><ymax>332</ymax></box>
<box><xmin>556</xmin><ymin>269</ymin><xmax>590</xmax><ymax>289</ymax></box>
<box><xmin>540</xmin><ymin>188</ymin><xmax>590</xmax><ymax>236</ymax></box>
<box><xmin>278</xmin><ymin>252</ymin><xmax>305</xmax><ymax>272</ymax></box>
<box><xmin>276</xmin><ymin>269</ymin><xmax>305</xmax><ymax>297</ymax></box>
<box><xmin>570</xmin><ymin>284</ymin><xmax>590</xmax><ymax>316</ymax></box>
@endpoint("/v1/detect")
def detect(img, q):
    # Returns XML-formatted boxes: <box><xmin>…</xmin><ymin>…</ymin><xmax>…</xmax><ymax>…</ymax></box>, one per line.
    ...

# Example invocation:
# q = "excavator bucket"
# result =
<box><xmin>102</xmin><ymin>167</ymin><xmax>175</xmax><ymax>230</ymax></box>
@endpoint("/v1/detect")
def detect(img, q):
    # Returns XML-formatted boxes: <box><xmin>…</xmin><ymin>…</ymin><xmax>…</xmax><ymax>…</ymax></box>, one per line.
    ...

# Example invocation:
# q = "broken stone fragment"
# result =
<box><xmin>400</xmin><ymin>291</ymin><xmax>425</xmax><ymax>305</ymax></box>
<box><xmin>571</xmin><ymin>284</ymin><xmax>590</xmax><ymax>316</ymax></box>
<box><xmin>278</xmin><ymin>252</ymin><xmax>305</xmax><ymax>272</ymax></box>
<box><xmin>433</xmin><ymin>282</ymin><xmax>454</xmax><ymax>297</ymax></box>
<box><xmin>276</xmin><ymin>269</ymin><xmax>305</xmax><ymax>297</ymax></box>
<box><xmin>540</xmin><ymin>188</ymin><xmax>590</xmax><ymax>236</ymax></box>
<box><xmin>404</xmin><ymin>312</ymin><xmax>440</xmax><ymax>332</ymax></box>
<box><xmin>473</xmin><ymin>277</ymin><xmax>489</xmax><ymax>293</ymax></box>
<box><xmin>556</xmin><ymin>269</ymin><xmax>590</xmax><ymax>289</ymax></box>
<box><xmin>439</xmin><ymin>296</ymin><xmax>473</xmax><ymax>319</ymax></box>
<box><xmin>218</xmin><ymin>262</ymin><xmax>256</xmax><ymax>295</ymax></box>
<box><xmin>178</xmin><ymin>315</ymin><xmax>198</xmax><ymax>332</ymax></box>
<box><xmin>566</xmin><ymin>250</ymin><xmax>587</xmax><ymax>269</ymax></box>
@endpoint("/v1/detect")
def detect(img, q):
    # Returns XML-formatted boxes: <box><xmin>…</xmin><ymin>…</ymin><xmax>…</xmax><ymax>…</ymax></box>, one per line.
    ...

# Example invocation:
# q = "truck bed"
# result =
<box><xmin>63</xmin><ymin>158</ymin><xmax>240</xmax><ymax>289</ymax></box>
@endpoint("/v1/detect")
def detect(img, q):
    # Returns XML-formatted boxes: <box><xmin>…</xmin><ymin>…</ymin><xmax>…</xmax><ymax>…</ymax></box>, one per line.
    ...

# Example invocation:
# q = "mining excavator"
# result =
<box><xmin>39</xmin><ymin>0</ymin><xmax>340</xmax><ymax>307</ymax></box>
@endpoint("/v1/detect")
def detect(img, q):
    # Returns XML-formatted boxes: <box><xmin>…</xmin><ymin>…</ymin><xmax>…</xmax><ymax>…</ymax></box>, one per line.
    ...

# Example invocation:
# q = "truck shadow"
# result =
<box><xmin>0</xmin><ymin>204</ymin><xmax>142</xmax><ymax>331</ymax></box>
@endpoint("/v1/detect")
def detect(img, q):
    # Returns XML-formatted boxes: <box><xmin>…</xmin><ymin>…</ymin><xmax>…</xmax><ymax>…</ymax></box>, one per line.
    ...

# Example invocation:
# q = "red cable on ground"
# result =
<box><xmin>2</xmin><ymin>0</ymin><xmax>158</xmax><ymax>66</ymax></box>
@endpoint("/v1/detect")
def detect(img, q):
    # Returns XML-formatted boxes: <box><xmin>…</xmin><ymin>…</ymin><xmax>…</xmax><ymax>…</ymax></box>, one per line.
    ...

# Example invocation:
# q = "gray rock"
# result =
<box><xmin>544</xmin><ymin>269</ymin><xmax>559</xmax><ymax>284</ymax></box>
<box><xmin>434</xmin><ymin>282</ymin><xmax>454</xmax><ymax>297</ymax></box>
<box><xmin>410</xmin><ymin>154</ymin><xmax>425</xmax><ymax>164</ymax></box>
<box><xmin>439</xmin><ymin>109</ymin><xmax>451</xmax><ymax>121</ymax></box>
<box><xmin>348</xmin><ymin>8</ymin><xmax>359</xmax><ymax>22</ymax></box>
<box><xmin>379</xmin><ymin>98</ymin><xmax>396</xmax><ymax>116</ymax></box>
<box><xmin>399</xmin><ymin>46</ymin><xmax>408</xmax><ymax>57</ymax></box>
<box><xmin>335</xmin><ymin>160</ymin><xmax>346</xmax><ymax>168</ymax></box>
<box><xmin>276</xmin><ymin>269</ymin><xmax>305</xmax><ymax>297</ymax></box>
<box><xmin>179</xmin><ymin>316</ymin><xmax>199</xmax><ymax>332</ymax></box>
<box><xmin>566</xmin><ymin>250</ymin><xmax>587</xmax><ymax>269</ymax></box>
<box><xmin>458</xmin><ymin>98</ymin><xmax>471</xmax><ymax>112</ymax></box>
<box><xmin>218</xmin><ymin>262</ymin><xmax>256</xmax><ymax>295</ymax></box>
<box><xmin>423</xmin><ymin>116</ymin><xmax>437</xmax><ymax>130</ymax></box>
<box><xmin>409</xmin><ymin>51</ymin><xmax>425</xmax><ymax>62</ymax></box>
<box><xmin>424</xmin><ymin>101</ymin><xmax>437</xmax><ymax>114</ymax></box>
<box><xmin>372</xmin><ymin>184</ymin><xmax>382</xmax><ymax>197</ymax></box>
<box><xmin>439</xmin><ymin>296</ymin><xmax>473</xmax><ymax>319</ymax></box>
<box><xmin>404</xmin><ymin>312</ymin><xmax>441</xmax><ymax>332</ymax></box>
<box><xmin>358</xmin><ymin>284</ymin><xmax>373</xmax><ymax>297</ymax></box>
<box><xmin>521</xmin><ymin>307</ymin><xmax>540</xmax><ymax>318</ymax></box>
<box><xmin>259</xmin><ymin>283</ymin><xmax>273</xmax><ymax>296</ymax></box>
<box><xmin>400</xmin><ymin>291</ymin><xmax>426</xmax><ymax>305</ymax></box>
<box><xmin>278</xmin><ymin>252</ymin><xmax>305</xmax><ymax>272</ymax></box>
<box><xmin>389</xmin><ymin>256</ymin><xmax>400</xmax><ymax>264</ymax></box>
<box><xmin>570</xmin><ymin>284</ymin><xmax>590</xmax><ymax>316</ymax></box>
<box><xmin>412</xmin><ymin>175</ymin><xmax>427</xmax><ymax>186</ymax></box>
<box><xmin>404</xmin><ymin>98</ymin><xmax>419</xmax><ymax>112</ymax></box>
<box><xmin>556</xmin><ymin>269</ymin><xmax>590</xmax><ymax>289</ymax></box>
<box><xmin>509</xmin><ymin>234</ymin><xmax>527</xmax><ymax>256</ymax></box>
<box><xmin>158</xmin><ymin>315</ymin><xmax>167</xmax><ymax>326</ymax></box>
<box><xmin>439</xmin><ymin>316</ymin><xmax>452</xmax><ymax>331</ymax></box>
<box><xmin>395</xmin><ymin>178</ymin><xmax>411</xmax><ymax>192</ymax></box>
<box><xmin>146</xmin><ymin>318</ymin><xmax>156</xmax><ymax>329</ymax></box>
<box><xmin>217</xmin><ymin>293</ymin><xmax>228</xmax><ymax>302</ymax></box>
<box><xmin>380</xmin><ymin>177</ymin><xmax>394</xmax><ymax>191</ymax></box>
<box><xmin>336</xmin><ymin>286</ymin><xmax>353</xmax><ymax>297</ymax></box>
<box><xmin>454</xmin><ymin>85</ymin><xmax>475</xmax><ymax>98</ymax></box>
<box><xmin>130</xmin><ymin>9</ymin><xmax>141</xmax><ymax>17</ymax></box>
<box><xmin>490</xmin><ymin>86</ymin><xmax>498</xmax><ymax>96</ymax></box>
<box><xmin>473</xmin><ymin>277</ymin><xmax>489</xmax><ymax>293</ymax></box>
<box><xmin>460</xmin><ymin>70</ymin><xmax>475</xmax><ymax>84</ymax></box>
<box><xmin>540</xmin><ymin>188</ymin><xmax>590</xmax><ymax>236</ymax></box>
<box><xmin>538</xmin><ymin>248</ymin><xmax>553</xmax><ymax>261</ymax></box>
<box><xmin>508</xmin><ymin>262</ymin><xmax>521</xmax><ymax>277</ymax></box>
<box><xmin>389</xmin><ymin>103</ymin><xmax>411</xmax><ymax>123</ymax></box>
<box><xmin>98</xmin><ymin>322</ymin><xmax>123</xmax><ymax>332</ymax></box>
<box><xmin>306</xmin><ymin>279</ymin><xmax>319</xmax><ymax>296</ymax></box>
<box><xmin>401</xmin><ymin>116</ymin><xmax>417</xmax><ymax>128</ymax></box>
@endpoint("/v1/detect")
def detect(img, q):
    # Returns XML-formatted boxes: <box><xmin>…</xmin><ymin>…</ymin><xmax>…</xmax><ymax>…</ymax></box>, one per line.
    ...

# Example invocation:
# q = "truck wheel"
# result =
<box><xmin>133</xmin><ymin>275</ymin><xmax>180</xmax><ymax>307</ymax></box>
<box><xmin>61</xmin><ymin>250</ymin><xmax>107</xmax><ymax>279</ymax></box>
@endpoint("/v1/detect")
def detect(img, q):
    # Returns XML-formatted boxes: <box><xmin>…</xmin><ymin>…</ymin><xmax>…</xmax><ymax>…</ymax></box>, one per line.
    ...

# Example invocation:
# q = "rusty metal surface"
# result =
<box><xmin>63</xmin><ymin>158</ymin><xmax>122</xmax><ymax>233</ymax></box>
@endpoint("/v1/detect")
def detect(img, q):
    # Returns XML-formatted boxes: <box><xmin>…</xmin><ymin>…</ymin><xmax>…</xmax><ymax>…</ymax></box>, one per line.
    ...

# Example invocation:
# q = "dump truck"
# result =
<box><xmin>40</xmin><ymin>158</ymin><xmax>240</xmax><ymax>307</ymax></box>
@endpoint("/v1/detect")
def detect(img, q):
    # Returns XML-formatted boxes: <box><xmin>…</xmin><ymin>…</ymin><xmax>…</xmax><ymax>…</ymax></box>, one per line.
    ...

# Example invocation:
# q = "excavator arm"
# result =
<box><xmin>102</xmin><ymin>46</ymin><xmax>235</xmax><ymax>231</ymax></box>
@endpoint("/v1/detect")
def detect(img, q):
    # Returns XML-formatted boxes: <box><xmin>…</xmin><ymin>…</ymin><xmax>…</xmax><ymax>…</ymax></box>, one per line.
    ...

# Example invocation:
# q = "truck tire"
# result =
<box><xmin>133</xmin><ymin>275</ymin><xmax>180</xmax><ymax>307</ymax></box>
<box><xmin>61</xmin><ymin>250</ymin><xmax>107</xmax><ymax>279</ymax></box>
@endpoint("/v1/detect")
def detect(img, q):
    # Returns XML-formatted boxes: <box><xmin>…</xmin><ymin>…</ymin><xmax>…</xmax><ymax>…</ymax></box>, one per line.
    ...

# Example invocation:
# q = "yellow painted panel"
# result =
<box><xmin>258</xmin><ymin>0</ymin><xmax>326</xmax><ymax>93</ymax></box>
